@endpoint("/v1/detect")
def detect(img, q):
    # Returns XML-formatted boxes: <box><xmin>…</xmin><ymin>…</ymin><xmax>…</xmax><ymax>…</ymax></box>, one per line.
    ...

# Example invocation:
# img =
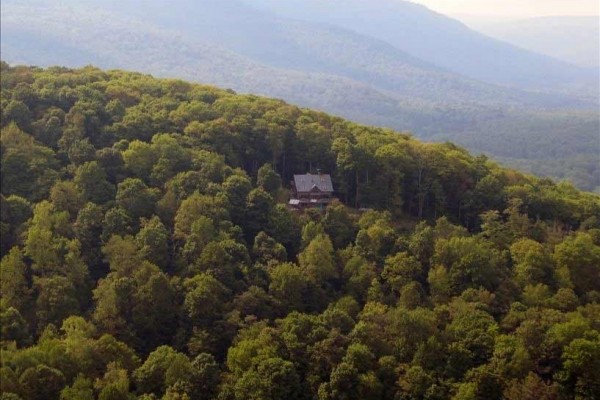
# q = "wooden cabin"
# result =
<box><xmin>289</xmin><ymin>172</ymin><xmax>334</xmax><ymax>209</ymax></box>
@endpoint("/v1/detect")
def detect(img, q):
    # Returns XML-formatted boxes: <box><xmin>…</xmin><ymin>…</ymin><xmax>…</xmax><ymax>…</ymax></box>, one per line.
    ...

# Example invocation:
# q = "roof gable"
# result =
<box><xmin>293</xmin><ymin>173</ymin><xmax>334</xmax><ymax>193</ymax></box>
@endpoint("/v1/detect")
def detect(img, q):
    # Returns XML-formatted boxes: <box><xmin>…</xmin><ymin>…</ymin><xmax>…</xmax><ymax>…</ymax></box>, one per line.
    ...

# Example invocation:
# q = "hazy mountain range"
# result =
<box><xmin>1</xmin><ymin>0</ymin><xmax>599</xmax><ymax>191</ymax></box>
<box><xmin>463</xmin><ymin>16</ymin><xmax>599</xmax><ymax>68</ymax></box>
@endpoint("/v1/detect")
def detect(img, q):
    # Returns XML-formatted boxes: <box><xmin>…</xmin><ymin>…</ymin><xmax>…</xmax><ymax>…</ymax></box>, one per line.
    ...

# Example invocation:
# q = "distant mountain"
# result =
<box><xmin>1</xmin><ymin>0</ymin><xmax>599</xmax><ymax>191</ymax></box>
<box><xmin>249</xmin><ymin>0</ymin><xmax>598</xmax><ymax>93</ymax></box>
<box><xmin>462</xmin><ymin>16</ymin><xmax>600</xmax><ymax>68</ymax></box>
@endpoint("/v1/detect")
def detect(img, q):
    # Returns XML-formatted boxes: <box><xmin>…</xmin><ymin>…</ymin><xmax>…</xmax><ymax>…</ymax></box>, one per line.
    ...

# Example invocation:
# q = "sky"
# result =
<box><xmin>408</xmin><ymin>0</ymin><xmax>599</xmax><ymax>18</ymax></box>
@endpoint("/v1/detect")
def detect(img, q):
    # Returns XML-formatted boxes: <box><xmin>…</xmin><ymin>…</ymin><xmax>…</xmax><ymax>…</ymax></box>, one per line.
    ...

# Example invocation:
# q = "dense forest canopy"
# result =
<box><xmin>1</xmin><ymin>63</ymin><xmax>600</xmax><ymax>400</ymax></box>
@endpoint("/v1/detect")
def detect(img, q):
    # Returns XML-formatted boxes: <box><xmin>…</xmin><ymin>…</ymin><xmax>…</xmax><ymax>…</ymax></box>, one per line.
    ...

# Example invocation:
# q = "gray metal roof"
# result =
<box><xmin>293</xmin><ymin>173</ymin><xmax>334</xmax><ymax>193</ymax></box>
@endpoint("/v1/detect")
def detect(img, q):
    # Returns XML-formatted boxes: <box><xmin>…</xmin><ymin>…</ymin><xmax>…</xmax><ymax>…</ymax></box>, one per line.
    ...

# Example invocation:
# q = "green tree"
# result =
<box><xmin>74</xmin><ymin>161</ymin><xmax>115</xmax><ymax>204</ymax></box>
<box><xmin>19</xmin><ymin>364</ymin><xmax>66</xmax><ymax>400</ymax></box>
<box><xmin>382</xmin><ymin>252</ymin><xmax>423</xmax><ymax>297</ymax></box>
<box><xmin>136</xmin><ymin>216</ymin><xmax>170</xmax><ymax>269</ymax></box>
<box><xmin>60</xmin><ymin>375</ymin><xmax>94</xmax><ymax>400</ymax></box>
<box><xmin>49</xmin><ymin>181</ymin><xmax>84</xmax><ymax>219</ymax></box>
<box><xmin>256</xmin><ymin>163</ymin><xmax>281</xmax><ymax>195</ymax></box>
<box><xmin>433</xmin><ymin>236</ymin><xmax>508</xmax><ymax>295</ymax></box>
<box><xmin>183</xmin><ymin>273</ymin><xmax>230</xmax><ymax>327</ymax></box>
<box><xmin>269</xmin><ymin>263</ymin><xmax>310</xmax><ymax>312</ymax></box>
<box><xmin>243</xmin><ymin>188</ymin><xmax>274</xmax><ymax>243</ymax></box>
<box><xmin>252</xmin><ymin>231</ymin><xmax>287</xmax><ymax>266</ymax></box>
<box><xmin>1</xmin><ymin>123</ymin><xmax>58</xmax><ymax>201</ymax></box>
<box><xmin>299</xmin><ymin>234</ymin><xmax>337</xmax><ymax>285</ymax></box>
<box><xmin>511</xmin><ymin>238</ymin><xmax>555</xmax><ymax>288</ymax></box>
<box><xmin>34</xmin><ymin>276</ymin><xmax>80</xmax><ymax>333</ymax></box>
<box><xmin>554</xmin><ymin>232</ymin><xmax>600</xmax><ymax>296</ymax></box>
<box><xmin>0</xmin><ymin>247</ymin><xmax>30</xmax><ymax>312</ymax></box>
<box><xmin>115</xmin><ymin>178</ymin><xmax>159</xmax><ymax>222</ymax></box>
<box><xmin>222</xmin><ymin>174</ymin><xmax>252</xmax><ymax>226</ymax></box>
<box><xmin>322</xmin><ymin>202</ymin><xmax>356</xmax><ymax>249</ymax></box>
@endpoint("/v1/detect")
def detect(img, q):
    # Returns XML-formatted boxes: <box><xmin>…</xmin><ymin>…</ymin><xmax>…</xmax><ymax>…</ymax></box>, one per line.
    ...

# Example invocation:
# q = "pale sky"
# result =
<box><xmin>408</xmin><ymin>0</ymin><xmax>599</xmax><ymax>18</ymax></box>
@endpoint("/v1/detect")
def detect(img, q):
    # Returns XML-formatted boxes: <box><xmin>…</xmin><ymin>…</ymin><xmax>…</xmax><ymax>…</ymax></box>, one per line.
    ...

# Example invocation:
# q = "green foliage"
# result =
<box><xmin>0</xmin><ymin>65</ymin><xmax>598</xmax><ymax>400</ymax></box>
<box><xmin>256</xmin><ymin>163</ymin><xmax>281</xmax><ymax>195</ymax></box>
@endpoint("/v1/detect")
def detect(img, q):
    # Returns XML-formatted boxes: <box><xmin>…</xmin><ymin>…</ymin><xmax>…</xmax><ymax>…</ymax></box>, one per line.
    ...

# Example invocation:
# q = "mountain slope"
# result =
<box><xmin>463</xmin><ymin>16</ymin><xmax>600</xmax><ymax>68</ymax></box>
<box><xmin>249</xmin><ymin>0</ymin><xmax>598</xmax><ymax>93</ymax></box>
<box><xmin>4</xmin><ymin>0</ymin><xmax>585</xmax><ymax>109</ymax></box>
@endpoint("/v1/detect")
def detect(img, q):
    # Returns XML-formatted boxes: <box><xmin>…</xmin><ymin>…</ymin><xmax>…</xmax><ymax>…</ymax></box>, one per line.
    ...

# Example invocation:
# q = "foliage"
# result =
<box><xmin>1</xmin><ymin>65</ymin><xmax>599</xmax><ymax>399</ymax></box>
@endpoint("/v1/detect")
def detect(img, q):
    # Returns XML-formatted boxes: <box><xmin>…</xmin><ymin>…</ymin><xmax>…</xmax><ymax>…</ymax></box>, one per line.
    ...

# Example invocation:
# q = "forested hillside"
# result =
<box><xmin>1</xmin><ymin>64</ymin><xmax>600</xmax><ymax>400</ymax></box>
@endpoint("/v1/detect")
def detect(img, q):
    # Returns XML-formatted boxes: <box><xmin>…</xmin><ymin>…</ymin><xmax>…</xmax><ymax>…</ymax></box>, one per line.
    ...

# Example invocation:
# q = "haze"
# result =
<box><xmin>409</xmin><ymin>0</ymin><xmax>599</xmax><ymax>17</ymax></box>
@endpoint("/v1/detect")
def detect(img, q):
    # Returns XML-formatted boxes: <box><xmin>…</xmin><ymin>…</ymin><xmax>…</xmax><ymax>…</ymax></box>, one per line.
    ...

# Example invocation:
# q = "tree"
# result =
<box><xmin>503</xmin><ymin>373</ymin><xmax>559</xmax><ymax>400</ymax></box>
<box><xmin>34</xmin><ymin>276</ymin><xmax>80</xmax><ymax>333</ymax></box>
<box><xmin>74</xmin><ymin>161</ymin><xmax>115</xmax><ymax>204</ymax></box>
<box><xmin>73</xmin><ymin>202</ymin><xmax>105</xmax><ymax>275</ymax></box>
<box><xmin>299</xmin><ymin>234</ymin><xmax>337</xmax><ymax>285</ymax></box>
<box><xmin>115</xmin><ymin>178</ymin><xmax>159</xmax><ymax>222</ymax></box>
<box><xmin>301</xmin><ymin>221</ymin><xmax>326</xmax><ymax>248</ymax></box>
<box><xmin>194</xmin><ymin>239</ymin><xmax>250</xmax><ymax>288</ymax></box>
<box><xmin>256</xmin><ymin>163</ymin><xmax>281</xmax><ymax>195</ymax></box>
<box><xmin>136</xmin><ymin>216</ymin><xmax>170</xmax><ymax>269</ymax></box>
<box><xmin>382</xmin><ymin>252</ymin><xmax>423</xmax><ymax>297</ymax></box>
<box><xmin>558</xmin><ymin>335</ymin><xmax>600</xmax><ymax>399</ymax></box>
<box><xmin>243</xmin><ymin>188</ymin><xmax>274</xmax><ymax>243</ymax></box>
<box><xmin>0</xmin><ymin>247</ymin><xmax>30</xmax><ymax>312</ymax></box>
<box><xmin>445</xmin><ymin>305</ymin><xmax>499</xmax><ymax>378</ymax></box>
<box><xmin>122</xmin><ymin>140</ymin><xmax>157</xmax><ymax>182</ymax></box>
<box><xmin>252</xmin><ymin>232</ymin><xmax>287</xmax><ymax>266</ymax></box>
<box><xmin>101</xmin><ymin>207</ymin><xmax>132</xmax><ymax>243</ymax></box>
<box><xmin>553</xmin><ymin>232</ymin><xmax>600</xmax><ymax>296</ymax></box>
<box><xmin>190</xmin><ymin>353</ymin><xmax>220</xmax><ymax>400</ymax></box>
<box><xmin>355</xmin><ymin>221</ymin><xmax>397</xmax><ymax>263</ymax></box>
<box><xmin>96</xmin><ymin>363</ymin><xmax>134</xmax><ymax>400</ymax></box>
<box><xmin>24</xmin><ymin>201</ymin><xmax>68</xmax><ymax>275</ymax></box>
<box><xmin>322</xmin><ymin>202</ymin><xmax>356</xmax><ymax>249</ymax></box>
<box><xmin>269</xmin><ymin>263</ymin><xmax>310</xmax><ymax>312</ymax></box>
<box><xmin>342</xmin><ymin>256</ymin><xmax>378</xmax><ymax>303</ymax></box>
<box><xmin>19</xmin><ymin>365</ymin><xmax>66</xmax><ymax>400</ymax></box>
<box><xmin>1</xmin><ymin>123</ymin><xmax>58</xmax><ymax>201</ymax></box>
<box><xmin>94</xmin><ymin>237</ymin><xmax>177</xmax><ymax>350</ymax></box>
<box><xmin>3</xmin><ymin>100</ymin><xmax>32</xmax><ymax>128</ymax></box>
<box><xmin>60</xmin><ymin>375</ymin><xmax>94</xmax><ymax>400</ymax></box>
<box><xmin>510</xmin><ymin>238</ymin><xmax>554</xmax><ymax>288</ymax></box>
<box><xmin>433</xmin><ymin>237</ymin><xmax>508</xmax><ymax>295</ymax></box>
<box><xmin>0</xmin><ymin>194</ymin><xmax>32</xmax><ymax>253</ymax></box>
<box><xmin>223</xmin><ymin>174</ymin><xmax>252</xmax><ymax>226</ymax></box>
<box><xmin>134</xmin><ymin>346</ymin><xmax>193</xmax><ymax>396</ymax></box>
<box><xmin>0</xmin><ymin>305</ymin><xmax>30</xmax><ymax>345</ymax></box>
<box><xmin>183</xmin><ymin>273</ymin><xmax>230</xmax><ymax>327</ymax></box>
<box><xmin>49</xmin><ymin>181</ymin><xmax>84</xmax><ymax>218</ymax></box>
<box><xmin>319</xmin><ymin>344</ymin><xmax>383</xmax><ymax>400</ymax></box>
<box><xmin>267</xmin><ymin>204</ymin><xmax>301</xmax><ymax>256</ymax></box>
<box><xmin>174</xmin><ymin>192</ymin><xmax>229</xmax><ymax>240</ymax></box>
<box><xmin>233</xmin><ymin>357</ymin><xmax>302</xmax><ymax>400</ymax></box>
<box><xmin>180</xmin><ymin>216</ymin><xmax>217</xmax><ymax>265</ymax></box>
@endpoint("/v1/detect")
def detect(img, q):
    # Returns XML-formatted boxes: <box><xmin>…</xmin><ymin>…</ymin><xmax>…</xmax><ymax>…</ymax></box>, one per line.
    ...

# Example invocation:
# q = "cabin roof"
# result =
<box><xmin>293</xmin><ymin>173</ymin><xmax>334</xmax><ymax>193</ymax></box>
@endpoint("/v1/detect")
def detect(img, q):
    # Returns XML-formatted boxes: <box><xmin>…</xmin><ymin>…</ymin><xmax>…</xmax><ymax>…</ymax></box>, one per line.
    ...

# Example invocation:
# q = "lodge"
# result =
<box><xmin>288</xmin><ymin>172</ymin><xmax>334</xmax><ymax>209</ymax></box>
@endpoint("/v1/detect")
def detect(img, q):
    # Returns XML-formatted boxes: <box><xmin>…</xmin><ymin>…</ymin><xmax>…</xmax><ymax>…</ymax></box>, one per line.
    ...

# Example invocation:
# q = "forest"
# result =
<box><xmin>1</xmin><ymin>63</ymin><xmax>600</xmax><ymax>400</ymax></box>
